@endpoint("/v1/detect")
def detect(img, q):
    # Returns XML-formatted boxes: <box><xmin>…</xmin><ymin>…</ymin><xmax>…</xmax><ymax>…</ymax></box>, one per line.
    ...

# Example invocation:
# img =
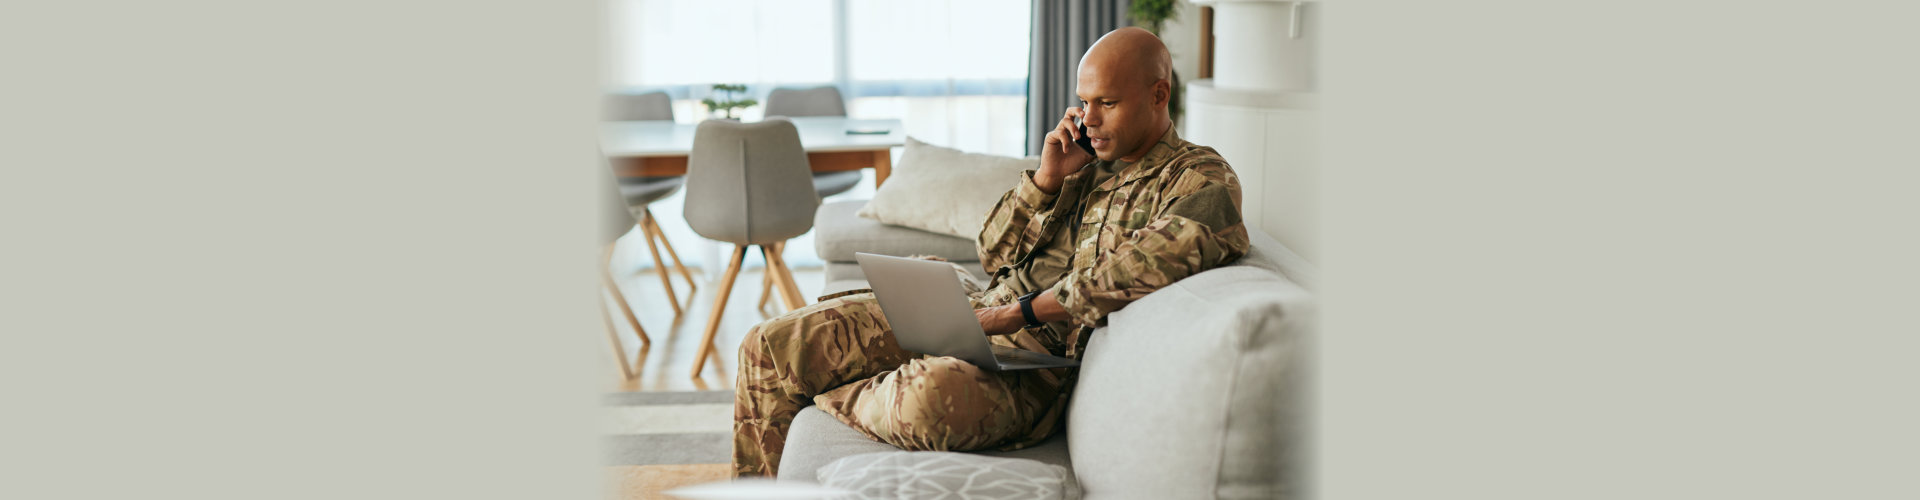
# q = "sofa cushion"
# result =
<box><xmin>855</xmin><ymin>136</ymin><xmax>1039</xmax><ymax>238</ymax></box>
<box><xmin>819</xmin><ymin>279</ymin><xmax>873</xmax><ymax>298</ymax></box>
<box><xmin>1066</xmin><ymin>264</ymin><xmax>1312</xmax><ymax>499</ymax></box>
<box><xmin>817</xmin><ymin>451</ymin><xmax>1075</xmax><ymax>499</ymax></box>
<box><xmin>778</xmin><ymin>406</ymin><xmax>1078</xmax><ymax>495</ymax></box>
<box><xmin>778</xmin><ymin>407</ymin><xmax>901</xmax><ymax>482</ymax></box>
<box><xmin>823</xmin><ymin>262</ymin><xmax>866</xmax><ymax>285</ymax></box>
<box><xmin>814</xmin><ymin>200</ymin><xmax>982</xmax><ymax>263</ymax></box>
<box><xmin>1235</xmin><ymin>227</ymin><xmax>1318</xmax><ymax>292</ymax></box>
<box><xmin>824</xmin><ymin>261</ymin><xmax>991</xmax><ymax>290</ymax></box>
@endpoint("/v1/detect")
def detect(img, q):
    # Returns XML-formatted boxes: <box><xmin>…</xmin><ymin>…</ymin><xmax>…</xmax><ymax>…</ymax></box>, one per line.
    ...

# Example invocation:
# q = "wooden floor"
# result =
<box><xmin>599</xmin><ymin>238</ymin><xmax>820</xmax><ymax>497</ymax></box>
<box><xmin>599</xmin><ymin>232</ymin><xmax>826</xmax><ymax>393</ymax></box>
<box><xmin>606</xmin><ymin>464</ymin><xmax>732</xmax><ymax>500</ymax></box>
<box><xmin>597</xmin><ymin>178</ymin><xmax>872</xmax><ymax>499</ymax></box>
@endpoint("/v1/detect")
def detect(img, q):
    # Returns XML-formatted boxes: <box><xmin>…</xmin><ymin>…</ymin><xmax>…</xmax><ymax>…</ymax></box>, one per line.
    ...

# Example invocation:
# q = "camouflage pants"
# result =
<box><xmin>731</xmin><ymin>292</ymin><xmax>1053</xmax><ymax>477</ymax></box>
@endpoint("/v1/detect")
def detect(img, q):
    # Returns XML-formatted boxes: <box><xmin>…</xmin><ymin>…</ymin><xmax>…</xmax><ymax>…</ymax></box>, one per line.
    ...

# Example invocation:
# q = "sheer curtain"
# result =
<box><xmin>607</xmin><ymin>0</ymin><xmax>1031</xmax><ymax>271</ymax></box>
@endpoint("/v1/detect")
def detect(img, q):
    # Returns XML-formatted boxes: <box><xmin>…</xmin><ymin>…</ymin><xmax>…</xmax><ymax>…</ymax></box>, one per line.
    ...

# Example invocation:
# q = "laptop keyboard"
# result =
<box><xmin>991</xmin><ymin>344</ymin><xmax>1047</xmax><ymax>362</ymax></box>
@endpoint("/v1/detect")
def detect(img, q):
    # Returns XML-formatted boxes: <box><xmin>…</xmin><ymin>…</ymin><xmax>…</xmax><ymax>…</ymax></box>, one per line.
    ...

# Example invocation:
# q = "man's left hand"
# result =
<box><xmin>973</xmin><ymin>304</ymin><xmax>1025</xmax><ymax>336</ymax></box>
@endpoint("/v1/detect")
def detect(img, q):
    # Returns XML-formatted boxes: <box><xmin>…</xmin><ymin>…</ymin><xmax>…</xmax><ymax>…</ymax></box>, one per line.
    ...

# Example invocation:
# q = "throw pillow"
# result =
<box><xmin>856</xmin><ymin>136</ymin><xmax>1037</xmax><ymax>238</ymax></box>
<box><xmin>816</xmin><ymin>451</ymin><xmax>1073</xmax><ymax>500</ymax></box>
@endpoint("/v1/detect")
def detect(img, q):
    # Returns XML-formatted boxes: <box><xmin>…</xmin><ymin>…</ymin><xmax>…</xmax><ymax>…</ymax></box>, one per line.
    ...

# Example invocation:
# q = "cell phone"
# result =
<box><xmin>1073</xmin><ymin>117</ymin><xmax>1097</xmax><ymax>156</ymax></box>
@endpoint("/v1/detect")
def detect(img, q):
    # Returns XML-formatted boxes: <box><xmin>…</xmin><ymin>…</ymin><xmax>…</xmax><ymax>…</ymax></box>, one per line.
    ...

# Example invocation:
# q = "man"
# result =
<box><xmin>733</xmin><ymin>27</ymin><xmax>1250</xmax><ymax>477</ymax></box>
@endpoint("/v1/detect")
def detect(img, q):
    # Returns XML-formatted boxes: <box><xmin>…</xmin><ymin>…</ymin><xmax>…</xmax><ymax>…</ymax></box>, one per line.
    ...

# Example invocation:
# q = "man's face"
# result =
<box><xmin>1076</xmin><ymin>67</ymin><xmax>1163</xmax><ymax>161</ymax></box>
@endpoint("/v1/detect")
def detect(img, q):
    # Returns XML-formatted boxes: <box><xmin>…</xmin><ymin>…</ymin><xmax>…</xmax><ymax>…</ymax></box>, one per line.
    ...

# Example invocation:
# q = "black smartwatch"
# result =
<box><xmin>1017</xmin><ymin>290</ymin><xmax>1046</xmax><ymax>329</ymax></box>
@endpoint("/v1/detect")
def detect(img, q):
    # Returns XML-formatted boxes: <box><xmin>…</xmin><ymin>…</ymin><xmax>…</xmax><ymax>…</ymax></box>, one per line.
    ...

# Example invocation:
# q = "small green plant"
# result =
<box><xmin>701</xmin><ymin>84</ymin><xmax>757</xmax><ymax>120</ymax></box>
<box><xmin>1129</xmin><ymin>0</ymin><xmax>1179</xmax><ymax>34</ymax></box>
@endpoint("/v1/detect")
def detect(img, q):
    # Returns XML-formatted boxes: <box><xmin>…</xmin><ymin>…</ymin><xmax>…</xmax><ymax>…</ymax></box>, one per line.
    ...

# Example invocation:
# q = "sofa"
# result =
<box><xmin>782</xmin><ymin>199</ymin><xmax>1318</xmax><ymax>499</ymax></box>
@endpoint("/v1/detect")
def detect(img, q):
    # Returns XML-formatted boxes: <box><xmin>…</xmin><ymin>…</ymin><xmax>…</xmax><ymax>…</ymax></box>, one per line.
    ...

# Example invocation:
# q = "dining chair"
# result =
<box><xmin>603</xmin><ymin>91</ymin><xmax>675</xmax><ymax>121</ymax></box>
<box><xmin>681</xmin><ymin>118</ymin><xmax>820</xmax><ymax>378</ymax></box>
<box><xmin>599</xmin><ymin>157</ymin><xmax>650</xmax><ymax>381</ymax></box>
<box><xmin>617</xmin><ymin>178</ymin><xmax>699</xmax><ymax>316</ymax></box>
<box><xmin>763</xmin><ymin>86</ymin><xmax>865</xmax><ymax>198</ymax></box>
<box><xmin>758</xmin><ymin>86</ymin><xmax>865</xmax><ymax>311</ymax></box>
<box><xmin>605</xmin><ymin>91</ymin><xmax>699</xmax><ymax>315</ymax></box>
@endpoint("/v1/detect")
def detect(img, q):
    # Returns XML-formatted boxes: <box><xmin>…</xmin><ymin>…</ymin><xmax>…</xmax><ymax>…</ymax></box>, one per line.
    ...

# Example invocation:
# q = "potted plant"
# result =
<box><xmin>1130</xmin><ymin>0</ymin><xmax>1180</xmax><ymax>34</ymax></box>
<box><xmin>701</xmin><ymin>84</ymin><xmax>757</xmax><ymax>120</ymax></box>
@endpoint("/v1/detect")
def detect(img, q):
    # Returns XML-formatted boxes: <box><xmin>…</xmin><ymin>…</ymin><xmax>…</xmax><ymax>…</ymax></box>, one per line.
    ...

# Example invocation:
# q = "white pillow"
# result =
<box><xmin>816</xmin><ymin>451</ymin><xmax>1073</xmax><ymax>500</ymax></box>
<box><xmin>857</xmin><ymin>136</ymin><xmax>1037</xmax><ymax>238</ymax></box>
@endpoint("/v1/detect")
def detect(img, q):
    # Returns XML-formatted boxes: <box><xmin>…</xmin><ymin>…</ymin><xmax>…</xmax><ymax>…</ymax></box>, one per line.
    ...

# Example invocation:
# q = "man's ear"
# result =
<box><xmin>1154</xmin><ymin>79</ymin><xmax>1171</xmax><ymax>109</ymax></box>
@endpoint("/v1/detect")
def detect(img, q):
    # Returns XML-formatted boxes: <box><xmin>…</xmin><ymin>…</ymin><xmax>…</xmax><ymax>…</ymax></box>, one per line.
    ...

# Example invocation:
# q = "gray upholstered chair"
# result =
<box><xmin>617</xmin><ymin>177</ymin><xmax>699</xmax><ymax>317</ymax></box>
<box><xmin>762</xmin><ymin>86</ymin><xmax>846</xmax><ymax>116</ymax></box>
<box><xmin>758</xmin><ymin>86</ymin><xmax>866</xmax><ymax>311</ymax></box>
<box><xmin>603</xmin><ymin>91</ymin><xmax>675</xmax><ymax>121</ymax></box>
<box><xmin>763</xmin><ymin>86</ymin><xmax>866</xmax><ymax>198</ymax></box>
<box><xmin>682</xmin><ymin>118</ymin><xmax>821</xmax><ymax>378</ymax></box>
<box><xmin>605</xmin><ymin>91</ymin><xmax>700</xmax><ymax>315</ymax></box>
<box><xmin>599</xmin><ymin>156</ymin><xmax>650</xmax><ymax>381</ymax></box>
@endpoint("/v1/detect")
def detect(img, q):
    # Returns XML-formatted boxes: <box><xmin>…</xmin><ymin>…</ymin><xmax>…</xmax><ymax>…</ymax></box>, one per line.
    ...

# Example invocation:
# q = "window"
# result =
<box><xmin>609</xmin><ymin>0</ymin><xmax>1031</xmax><ymax>156</ymax></box>
<box><xmin>607</xmin><ymin>0</ymin><xmax>1033</xmax><ymax>269</ymax></box>
<box><xmin>844</xmin><ymin>0</ymin><xmax>1029</xmax><ymax>83</ymax></box>
<box><xmin>616</xmin><ymin>0</ymin><xmax>836</xmax><ymax>87</ymax></box>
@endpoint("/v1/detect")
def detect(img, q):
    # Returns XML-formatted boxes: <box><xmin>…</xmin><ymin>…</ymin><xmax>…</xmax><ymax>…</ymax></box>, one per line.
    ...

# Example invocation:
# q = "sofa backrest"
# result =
<box><xmin>1230</xmin><ymin>226</ymin><xmax>1318</xmax><ymax>292</ymax></box>
<box><xmin>1065</xmin><ymin>233</ymin><xmax>1314</xmax><ymax>499</ymax></box>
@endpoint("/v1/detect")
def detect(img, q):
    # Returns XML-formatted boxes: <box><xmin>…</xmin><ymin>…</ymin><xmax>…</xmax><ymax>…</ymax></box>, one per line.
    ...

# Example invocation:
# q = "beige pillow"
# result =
<box><xmin>857</xmin><ymin>136</ymin><xmax>1037</xmax><ymax>238</ymax></box>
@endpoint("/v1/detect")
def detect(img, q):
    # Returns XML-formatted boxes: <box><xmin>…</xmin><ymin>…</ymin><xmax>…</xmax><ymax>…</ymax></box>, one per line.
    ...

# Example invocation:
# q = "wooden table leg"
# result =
<box><xmin>872</xmin><ymin>150</ymin><xmax>892</xmax><ymax>187</ymax></box>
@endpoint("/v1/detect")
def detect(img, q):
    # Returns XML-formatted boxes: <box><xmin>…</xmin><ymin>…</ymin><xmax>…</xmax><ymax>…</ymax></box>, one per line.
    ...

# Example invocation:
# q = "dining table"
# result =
<box><xmin>601</xmin><ymin>117</ymin><xmax>906</xmax><ymax>186</ymax></box>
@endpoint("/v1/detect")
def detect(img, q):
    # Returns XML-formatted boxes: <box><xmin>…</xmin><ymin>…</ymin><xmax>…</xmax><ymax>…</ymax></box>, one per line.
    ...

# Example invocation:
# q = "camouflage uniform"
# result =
<box><xmin>733</xmin><ymin>126</ymin><xmax>1250</xmax><ymax>477</ymax></box>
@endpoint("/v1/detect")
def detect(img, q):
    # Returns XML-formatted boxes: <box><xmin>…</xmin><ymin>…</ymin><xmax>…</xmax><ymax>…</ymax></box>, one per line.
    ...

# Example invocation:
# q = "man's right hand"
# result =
<box><xmin>1037</xmin><ymin>107</ymin><xmax>1095</xmax><ymax>194</ymax></box>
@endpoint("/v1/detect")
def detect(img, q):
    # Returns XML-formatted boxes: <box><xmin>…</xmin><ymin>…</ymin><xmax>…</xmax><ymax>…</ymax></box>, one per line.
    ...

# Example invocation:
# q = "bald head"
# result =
<box><xmin>1074</xmin><ymin>27</ymin><xmax>1174</xmax><ymax>162</ymax></box>
<box><xmin>1079</xmin><ymin>27</ymin><xmax>1172</xmax><ymax>90</ymax></box>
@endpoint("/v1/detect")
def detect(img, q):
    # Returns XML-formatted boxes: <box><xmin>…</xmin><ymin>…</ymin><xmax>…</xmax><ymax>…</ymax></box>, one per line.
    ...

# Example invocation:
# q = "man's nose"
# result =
<box><xmin>1082</xmin><ymin>108</ymin><xmax>1101</xmax><ymax>128</ymax></box>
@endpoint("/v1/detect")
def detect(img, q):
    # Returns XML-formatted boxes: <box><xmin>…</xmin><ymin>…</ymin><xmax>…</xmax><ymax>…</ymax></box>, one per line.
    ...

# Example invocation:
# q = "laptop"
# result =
<box><xmin>855</xmin><ymin>253</ymin><xmax>1080</xmax><ymax>371</ymax></box>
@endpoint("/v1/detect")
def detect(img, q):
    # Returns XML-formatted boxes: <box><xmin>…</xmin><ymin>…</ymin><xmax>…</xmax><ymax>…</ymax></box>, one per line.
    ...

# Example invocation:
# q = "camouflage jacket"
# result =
<box><xmin>975</xmin><ymin>125</ymin><xmax>1251</xmax><ymax>359</ymax></box>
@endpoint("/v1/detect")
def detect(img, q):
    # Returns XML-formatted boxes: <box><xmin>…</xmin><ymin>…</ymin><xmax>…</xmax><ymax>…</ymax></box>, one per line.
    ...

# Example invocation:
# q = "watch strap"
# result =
<box><xmin>1018</xmin><ymin>290</ymin><xmax>1044</xmax><ymax>328</ymax></box>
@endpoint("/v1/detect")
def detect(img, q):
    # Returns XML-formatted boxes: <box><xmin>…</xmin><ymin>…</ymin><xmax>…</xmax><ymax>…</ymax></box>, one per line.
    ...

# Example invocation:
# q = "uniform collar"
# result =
<box><xmin>1060</xmin><ymin>123</ymin><xmax>1186</xmax><ymax>189</ymax></box>
<box><xmin>1105</xmin><ymin>123</ymin><xmax>1185</xmax><ymax>189</ymax></box>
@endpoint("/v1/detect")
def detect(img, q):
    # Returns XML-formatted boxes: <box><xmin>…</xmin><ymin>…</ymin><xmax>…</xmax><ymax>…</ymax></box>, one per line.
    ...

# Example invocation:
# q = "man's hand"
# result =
<box><xmin>973</xmin><ymin>290</ymin><xmax>1072</xmax><ymax>336</ymax></box>
<box><xmin>1037</xmin><ymin>107</ymin><xmax>1096</xmax><ymax>194</ymax></box>
<box><xmin>973</xmin><ymin>304</ymin><xmax>1025</xmax><ymax>337</ymax></box>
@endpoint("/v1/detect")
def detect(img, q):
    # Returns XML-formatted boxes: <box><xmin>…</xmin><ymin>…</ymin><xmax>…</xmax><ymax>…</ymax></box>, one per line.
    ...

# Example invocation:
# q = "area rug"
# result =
<box><xmin>604</xmin><ymin>390</ymin><xmax>736</xmax><ymax>466</ymax></box>
<box><xmin>603</xmin><ymin>390</ymin><xmax>737</xmax><ymax>499</ymax></box>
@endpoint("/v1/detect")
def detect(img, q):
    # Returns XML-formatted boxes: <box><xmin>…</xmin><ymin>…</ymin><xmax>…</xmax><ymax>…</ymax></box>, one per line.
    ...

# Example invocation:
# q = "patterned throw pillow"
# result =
<box><xmin>816</xmin><ymin>451</ymin><xmax>1074</xmax><ymax>500</ymax></box>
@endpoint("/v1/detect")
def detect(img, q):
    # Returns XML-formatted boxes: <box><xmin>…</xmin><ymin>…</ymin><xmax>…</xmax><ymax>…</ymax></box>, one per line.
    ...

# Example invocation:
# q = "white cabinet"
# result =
<box><xmin>1185</xmin><ymin>0</ymin><xmax>1319</xmax><ymax>262</ymax></box>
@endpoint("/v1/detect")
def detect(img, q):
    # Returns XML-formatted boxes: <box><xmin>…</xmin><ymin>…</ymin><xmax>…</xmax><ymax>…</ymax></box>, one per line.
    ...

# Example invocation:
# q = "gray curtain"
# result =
<box><xmin>1027</xmin><ymin>0</ymin><xmax>1131</xmax><ymax>156</ymax></box>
